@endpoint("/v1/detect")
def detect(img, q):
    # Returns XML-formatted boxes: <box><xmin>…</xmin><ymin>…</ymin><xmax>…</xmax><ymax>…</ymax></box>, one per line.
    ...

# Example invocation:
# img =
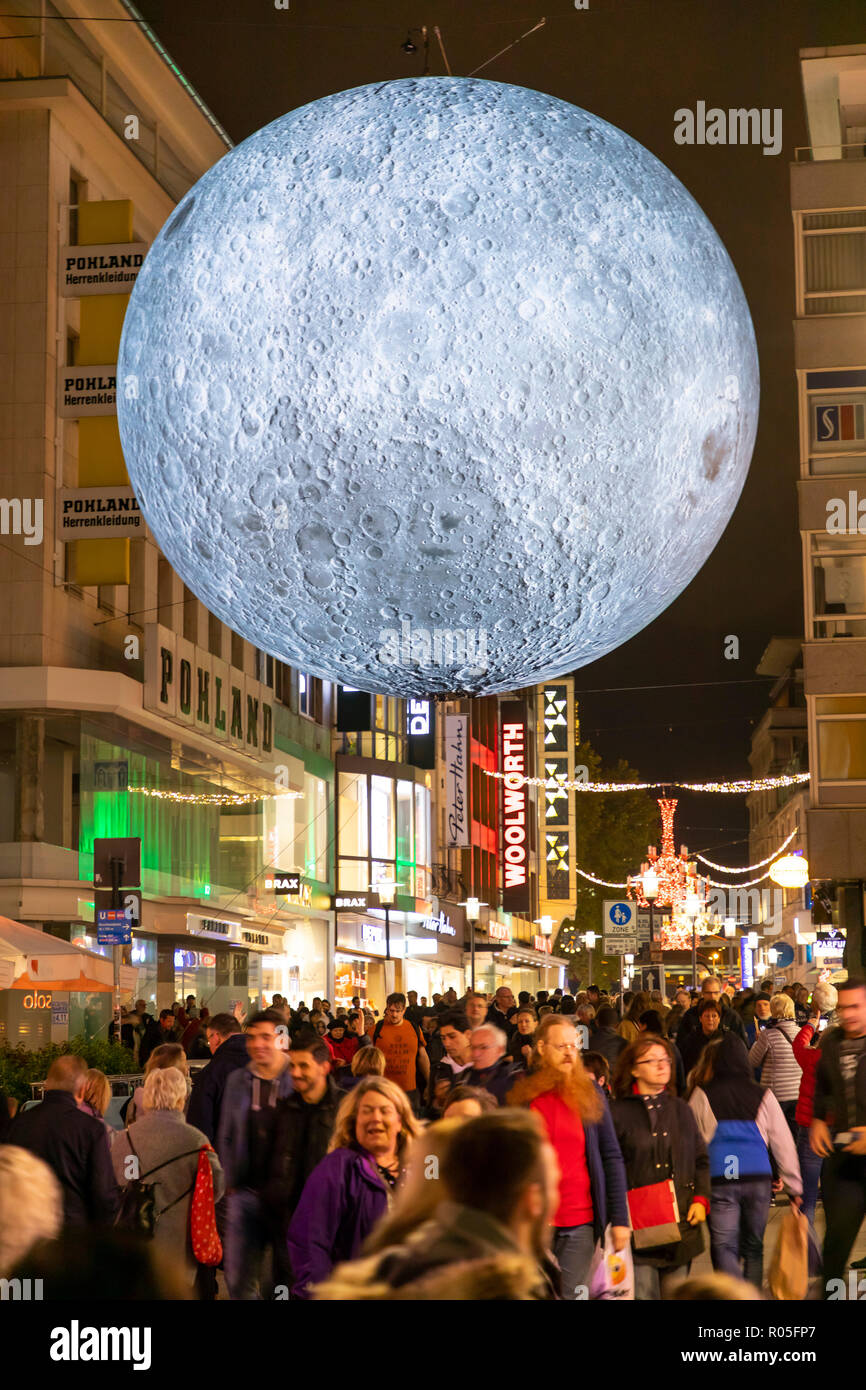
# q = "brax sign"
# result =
<box><xmin>144</xmin><ymin>624</ymin><xmax>273</xmax><ymax>761</ymax></box>
<box><xmin>266</xmin><ymin>874</ymin><xmax>301</xmax><ymax>893</ymax></box>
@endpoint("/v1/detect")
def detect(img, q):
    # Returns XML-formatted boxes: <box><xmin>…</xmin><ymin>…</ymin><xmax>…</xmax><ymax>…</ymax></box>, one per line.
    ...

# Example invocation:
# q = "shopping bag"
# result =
<box><xmin>768</xmin><ymin>1204</ymin><xmax>808</xmax><ymax>1300</ymax></box>
<box><xmin>588</xmin><ymin>1225</ymin><xmax>635</xmax><ymax>1300</ymax></box>
<box><xmin>626</xmin><ymin>1178</ymin><xmax>680</xmax><ymax>1248</ymax></box>
<box><xmin>190</xmin><ymin>1146</ymin><xmax>222</xmax><ymax>1266</ymax></box>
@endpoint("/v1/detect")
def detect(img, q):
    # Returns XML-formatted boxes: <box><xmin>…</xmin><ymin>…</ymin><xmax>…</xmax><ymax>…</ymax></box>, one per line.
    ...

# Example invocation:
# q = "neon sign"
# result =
<box><xmin>501</xmin><ymin>701</ymin><xmax>529</xmax><ymax>913</ymax></box>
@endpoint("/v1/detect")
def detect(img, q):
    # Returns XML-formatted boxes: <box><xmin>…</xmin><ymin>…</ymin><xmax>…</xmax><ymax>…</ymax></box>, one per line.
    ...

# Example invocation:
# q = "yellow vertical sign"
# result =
<box><xmin>71</xmin><ymin>199</ymin><xmax>133</xmax><ymax>586</ymax></box>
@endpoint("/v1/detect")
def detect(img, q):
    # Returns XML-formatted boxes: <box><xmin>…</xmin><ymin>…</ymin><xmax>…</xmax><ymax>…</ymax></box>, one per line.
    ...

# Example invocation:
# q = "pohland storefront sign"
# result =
<box><xmin>144</xmin><ymin>623</ymin><xmax>273</xmax><ymax>760</ymax></box>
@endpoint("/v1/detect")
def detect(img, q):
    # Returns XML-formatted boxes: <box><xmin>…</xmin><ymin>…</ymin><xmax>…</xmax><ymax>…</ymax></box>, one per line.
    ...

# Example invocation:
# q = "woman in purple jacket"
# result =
<box><xmin>287</xmin><ymin>1077</ymin><xmax>421</xmax><ymax>1297</ymax></box>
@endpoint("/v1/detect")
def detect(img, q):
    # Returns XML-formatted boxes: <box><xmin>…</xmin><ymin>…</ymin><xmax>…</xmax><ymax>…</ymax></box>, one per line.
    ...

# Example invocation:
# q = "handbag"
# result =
<box><xmin>190</xmin><ymin>1145</ymin><xmax>223</xmax><ymax>1266</ymax></box>
<box><xmin>768</xmin><ymin>1204</ymin><xmax>809</xmax><ymax>1300</ymax></box>
<box><xmin>626</xmin><ymin>1178</ymin><xmax>681</xmax><ymax>1247</ymax></box>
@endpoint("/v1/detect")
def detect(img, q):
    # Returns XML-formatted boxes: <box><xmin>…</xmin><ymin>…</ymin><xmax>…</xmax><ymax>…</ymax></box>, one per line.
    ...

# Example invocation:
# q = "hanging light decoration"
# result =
<box><xmin>768</xmin><ymin>853</ymin><xmax>810</xmax><ymax>889</ymax></box>
<box><xmin>628</xmin><ymin>799</ymin><xmax>712</xmax><ymax>950</ymax></box>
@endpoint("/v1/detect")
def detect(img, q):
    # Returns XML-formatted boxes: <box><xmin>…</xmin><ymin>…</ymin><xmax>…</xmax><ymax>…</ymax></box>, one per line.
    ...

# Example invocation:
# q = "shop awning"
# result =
<box><xmin>0</xmin><ymin>915</ymin><xmax>114</xmax><ymax>992</ymax></box>
<box><xmin>475</xmin><ymin>943</ymin><xmax>570</xmax><ymax>969</ymax></box>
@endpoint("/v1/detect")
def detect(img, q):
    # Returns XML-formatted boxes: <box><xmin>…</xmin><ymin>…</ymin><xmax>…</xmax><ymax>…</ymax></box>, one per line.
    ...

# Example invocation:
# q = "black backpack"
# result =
<box><xmin>115</xmin><ymin>1131</ymin><xmax>202</xmax><ymax>1239</ymax></box>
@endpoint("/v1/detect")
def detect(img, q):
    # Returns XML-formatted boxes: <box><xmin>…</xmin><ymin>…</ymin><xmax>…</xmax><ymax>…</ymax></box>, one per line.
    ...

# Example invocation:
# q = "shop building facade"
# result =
<box><xmin>0</xmin><ymin>2</ymin><xmax>337</xmax><ymax>1021</ymax></box>
<box><xmin>792</xmin><ymin>44</ymin><xmax>866</xmax><ymax>975</ymax></box>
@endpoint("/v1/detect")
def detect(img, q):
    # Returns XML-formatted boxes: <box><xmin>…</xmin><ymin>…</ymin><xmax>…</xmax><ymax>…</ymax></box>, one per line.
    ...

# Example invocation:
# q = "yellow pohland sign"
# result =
<box><xmin>72</xmin><ymin>200</ymin><xmax>133</xmax><ymax>586</ymax></box>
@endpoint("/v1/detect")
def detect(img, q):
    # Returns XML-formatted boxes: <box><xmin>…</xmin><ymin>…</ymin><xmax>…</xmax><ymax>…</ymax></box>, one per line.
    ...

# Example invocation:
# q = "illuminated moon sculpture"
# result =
<box><xmin>118</xmin><ymin>77</ymin><xmax>759</xmax><ymax>697</ymax></box>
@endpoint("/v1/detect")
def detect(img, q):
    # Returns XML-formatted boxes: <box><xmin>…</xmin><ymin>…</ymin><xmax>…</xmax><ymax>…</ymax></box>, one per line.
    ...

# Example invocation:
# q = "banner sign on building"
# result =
<box><xmin>144</xmin><ymin>624</ymin><xmax>273</xmax><ymax>761</ymax></box>
<box><xmin>501</xmin><ymin>700</ymin><xmax>530</xmax><ymax>914</ymax></box>
<box><xmin>60</xmin><ymin>241</ymin><xmax>149</xmax><ymax>296</ymax></box>
<box><xmin>540</xmin><ymin>684</ymin><xmax>571</xmax><ymax>901</ymax></box>
<box><xmin>57</xmin><ymin>365</ymin><xmax>117</xmax><ymax>417</ymax></box>
<box><xmin>265</xmin><ymin>873</ymin><xmax>301</xmax><ymax>894</ymax></box>
<box><xmin>336</xmin><ymin>686</ymin><xmax>373</xmax><ymax>732</ymax></box>
<box><xmin>57</xmin><ymin>487</ymin><xmax>143</xmax><ymax>540</ymax></box>
<box><xmin>444</xmin><ymin>714</ymin><xmax>469</xmax><ymax>847</ymax></box>
<box><xmin>407</xmin><ymin>698</ymin><xmax>436</xmax><ymax>769</ymax></box>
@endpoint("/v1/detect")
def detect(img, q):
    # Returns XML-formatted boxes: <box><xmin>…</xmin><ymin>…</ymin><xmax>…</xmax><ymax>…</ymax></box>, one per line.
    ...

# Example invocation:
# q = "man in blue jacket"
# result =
<box><xmin>218</xmin><ymin>1009</ymin><xmax>294</xmax><ymax>1299</ymax></box>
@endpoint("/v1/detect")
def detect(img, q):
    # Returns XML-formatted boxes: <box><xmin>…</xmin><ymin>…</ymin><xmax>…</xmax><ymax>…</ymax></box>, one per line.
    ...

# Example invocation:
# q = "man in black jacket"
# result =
<box><xmin>266</xmin><ymin>1036</ymin><xmax>341</xmax><ymax>1278</ymax></box>
<box><xmin>676</xmin><ymin>976</ymin><xmax>746</xmax><ymax>1054</ymax></box>
<box><xmin>810</xmin><ymin>976</ymin><xmax>866</xmax><ymax>1292</ymax></box>
<box><xmin>591</xmin><ymin>1006</ymin><xmax>627</xmax><ymax>1068</ymax></box>
<box><xmin>187</xmin><ymin>1012</ymin><xmax>249</xmax><ymax>1143</ymax></box>
<box><xmin>465</xmin><ymin>1025</ymin><xmax>516</xmax><ymax>1105</ymax></box>
<box><xmin>10</xmin><ymin>1055</ymin><xmax>119</xmax><ymax>1228</ymax></box>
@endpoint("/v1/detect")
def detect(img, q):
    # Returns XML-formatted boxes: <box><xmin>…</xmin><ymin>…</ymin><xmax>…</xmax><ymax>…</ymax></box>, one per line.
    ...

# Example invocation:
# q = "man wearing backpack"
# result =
<box><xmin>372</xmin><ymin>992</ymin><xmax>429</xmax><ymax>1115</ymax></box>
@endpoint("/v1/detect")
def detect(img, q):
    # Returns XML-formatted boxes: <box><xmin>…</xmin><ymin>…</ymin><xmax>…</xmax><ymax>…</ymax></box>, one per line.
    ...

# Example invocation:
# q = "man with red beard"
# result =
<box><xmin>509</xmin><ymin>1014</ymin><xmax>629</xmax><ymax>1298</ymax></box>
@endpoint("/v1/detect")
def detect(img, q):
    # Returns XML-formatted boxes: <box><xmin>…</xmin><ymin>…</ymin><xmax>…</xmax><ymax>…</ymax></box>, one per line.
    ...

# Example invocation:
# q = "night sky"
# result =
<box><xmin>133</xmin><ymin>0</ymin><xmax>862</xmax><ymax>862</ymax></box>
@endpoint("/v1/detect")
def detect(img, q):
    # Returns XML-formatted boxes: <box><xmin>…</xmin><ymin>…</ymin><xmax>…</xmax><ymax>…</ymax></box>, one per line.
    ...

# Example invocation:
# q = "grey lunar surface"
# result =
<box><xmin>118</xmin><ymin>77</ymin><xmax>759</xmax><ymax>697</ymax></box>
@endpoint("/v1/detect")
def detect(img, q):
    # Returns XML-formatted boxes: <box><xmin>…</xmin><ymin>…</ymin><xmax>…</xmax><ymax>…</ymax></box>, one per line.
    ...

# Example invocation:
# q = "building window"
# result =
<box><xmin>809</xmin><ymin>532</ymin><xmax>866</xmax><ymax>637</ymax></box>
<box><xmin>208</xmin><ymin>612</ymin><xmax>222</xmax><ymax>659</ymax></box>
<box><xmin>69</xmin><ymin>175</ymin><xmax>85</xmax><ymax>244</ymax></box>
<box><xmin>800</xmin><ymin>210</ymin><xmax>866</xmax><ymax>316</ymax></box>
<box><xmin>816</xmin><ymin>694</ymin><xmax>866</xmax><ymax>782</ymax></box>
<box><xmin>231</xmin><ymin>632</ymin><xmax>244</xmax><ymax>671</ymax></box>
<box><xmin>157</xmin><ymin>557</ymin><xmax>175</xmax><ymax>630</ymax></box>
<box><xmin>807</xmin><ymin>389</ymin><xmax>866</xmax><ymax>476</ymax></box>
<box><xmin>183</xmin><ymin>585</ymin><xmax>198</xmax><ymax>643</ymax></box>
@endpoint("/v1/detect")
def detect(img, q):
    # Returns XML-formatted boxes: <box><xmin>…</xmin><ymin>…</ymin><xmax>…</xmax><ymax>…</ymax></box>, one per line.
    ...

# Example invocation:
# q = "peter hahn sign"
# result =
<box><xmin>144</xmin><ymin>623</ymin><xmax>273</xmax><ymax>760</ymax></box>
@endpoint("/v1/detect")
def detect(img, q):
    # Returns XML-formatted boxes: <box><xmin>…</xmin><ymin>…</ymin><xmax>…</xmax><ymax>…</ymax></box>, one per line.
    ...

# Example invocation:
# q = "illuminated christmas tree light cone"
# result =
<box><xmin>628</xmin><ymin>799</ymin><xmax>710</xmax><ymax>950</ymax></box>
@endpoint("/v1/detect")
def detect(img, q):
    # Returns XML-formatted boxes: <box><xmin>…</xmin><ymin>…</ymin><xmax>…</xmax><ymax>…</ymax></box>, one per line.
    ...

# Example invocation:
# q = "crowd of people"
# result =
<box><xmin>0</xmin><ymin>972</ymin><xmax>864</xmax><ymax>1302</ymax></box>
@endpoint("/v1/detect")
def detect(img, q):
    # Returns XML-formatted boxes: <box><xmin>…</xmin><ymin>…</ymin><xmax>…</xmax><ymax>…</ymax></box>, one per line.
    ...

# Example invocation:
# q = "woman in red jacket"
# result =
<box><xmin>792</xmin><ymin>982</ymin><xmax>837</xmax><ymax>1223</ymax></box>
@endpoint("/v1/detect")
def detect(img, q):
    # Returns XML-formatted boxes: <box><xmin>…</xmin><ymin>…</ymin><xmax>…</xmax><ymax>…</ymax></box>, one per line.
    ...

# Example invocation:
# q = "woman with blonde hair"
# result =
<box><xmin>287</xmin><ymin>1076</ymin><xmax>421</xmax><ymax>1298</ymax></box>
<box><xmin>81</xmin><ymin>1068</ymin><xmax>114</xmax><ymax>1143</ymax></box>
<box><xmin>112</xmin><ymin>1066</ymin><xmax>224</xmax><ymax>1290</ymax></box>
<box><xmin>0</xmin><ymin>1146</ymin><xmax>63</xmax><ymax>1277</ymax></box>
<box><xmin>618</xmin><ymin>991</ymin><xmax>651</xmax><ymax>1044</ymax></box>
<box><xmin>747</xmin><ymin>992</ymin><xmax>802</xmax><ymax>1135</ymax></box>
<box><xmin>508</xmin><ymin>1014</ymin><xmax>629</xmax><ymax>1297</ymax></box>
<box><xmin>339</xmin><ymin>1043</ymin><xmax>386</xmax><ymax>1092</ymax></box>
<box><xmin>125</xmin><ymin>1043</ymin><xmax>190</xmax><ymax>1125</ymax></box>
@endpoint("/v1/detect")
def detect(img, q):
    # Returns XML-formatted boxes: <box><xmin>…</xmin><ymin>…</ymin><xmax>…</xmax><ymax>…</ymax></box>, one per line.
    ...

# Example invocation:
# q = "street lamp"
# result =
<box><xmin>723</xmin><ymin>916</ymin><xmax>736</xmax><ymax>978</ymax></box>
<box><xmin>642</xmin><ymin>867</ymin><xmax>659</xmax><ymax>945</ymax></box>
<box><xmin>460</xmin><ymin>897</ymin><xmax>488</xmax><ymax>992</ymax></box>
<box><xmin>376</xmin><ymin>878</ymin><xmax>397</xmax><ymax>961</ymax></box>
<box><xmin>583</xmin><ymin>930</ymin><xmax>597</xmax><ymax>987</ymax></box>
<box><xmin>684</xmin><ymin>889</ymin><xmax>701</xmax><ymax>989</ymax></box>
<box><xmin>769</xmin><ymin>853</ymin><xmax>809</xmax><ymax>889</ymax></box>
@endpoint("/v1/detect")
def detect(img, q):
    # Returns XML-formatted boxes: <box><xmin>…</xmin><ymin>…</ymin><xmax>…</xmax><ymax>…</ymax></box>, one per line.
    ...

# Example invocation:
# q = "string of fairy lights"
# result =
<box><xmin>484</xmin><ymin>769</ymin><xmax>810</xmax><ymax>795</ymax></box>
<box><xmin>127</xmin><ymin>787</ymin><xmax>302</xmax><ymax>806</ymax></box>
<box><xmin>573</xmin><ymin>826</ymin><xmax>799</xmax><ymax>893</ymax></box>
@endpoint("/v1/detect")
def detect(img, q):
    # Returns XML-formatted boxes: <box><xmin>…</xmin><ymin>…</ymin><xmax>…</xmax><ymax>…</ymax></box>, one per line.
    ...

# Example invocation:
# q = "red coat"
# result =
<box><xmin>793</xmin><ymin>1022</ymin><xmax>820</xmax><ymax>1126</ymax></box>
<box><xmin>330</xmin><ymin>1035</ymin><xmax>360</xmax><ymax>1065</ymax></box>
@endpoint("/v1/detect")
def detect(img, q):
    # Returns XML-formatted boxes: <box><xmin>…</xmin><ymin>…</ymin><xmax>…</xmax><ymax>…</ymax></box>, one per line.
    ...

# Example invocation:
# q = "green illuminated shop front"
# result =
<box><xmin>75</xmin><ymin>720</ymin><xmax>334</xmax><ymax>1013</ymax></box>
